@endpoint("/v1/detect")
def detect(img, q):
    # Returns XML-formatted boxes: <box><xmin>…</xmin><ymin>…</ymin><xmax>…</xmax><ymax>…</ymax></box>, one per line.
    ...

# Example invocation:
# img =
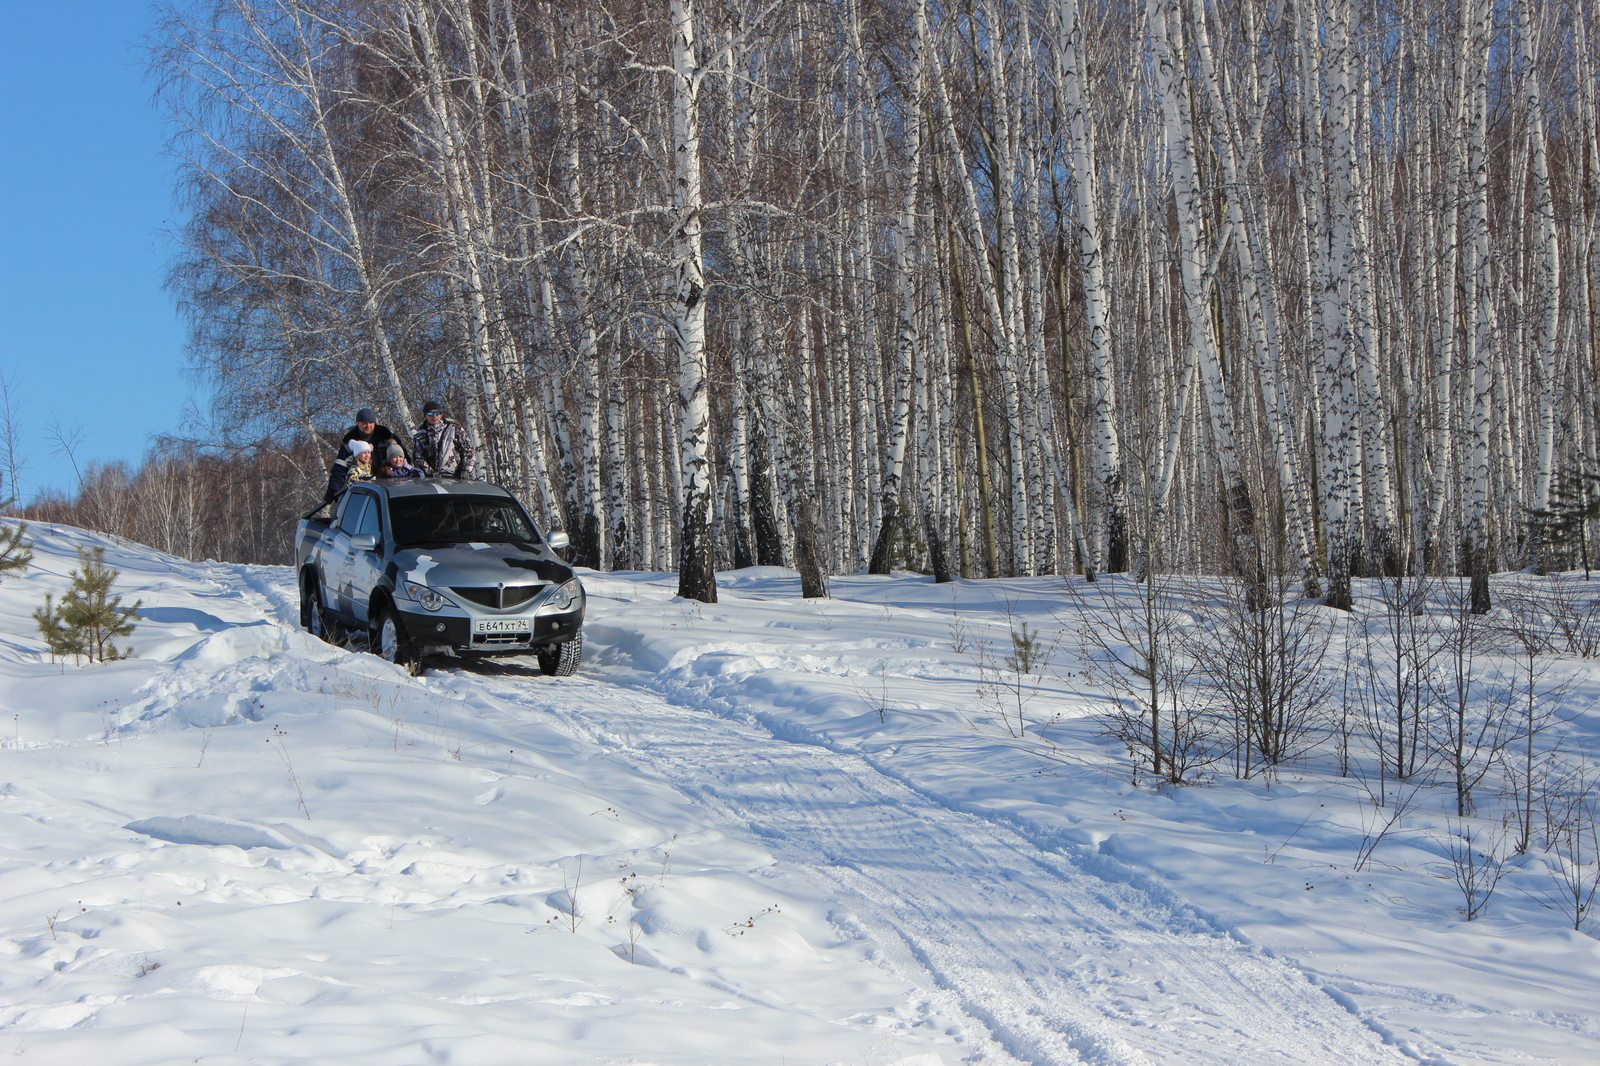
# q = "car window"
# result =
<box><xmin>339</xmin><ymin>493</ymin><xmax>370</xmax><ymax>535</ymax></box>
<box><xmin>332</xmin><ymin>491</ymin><xmax>352</xmax><ymax>528</ymax></box>
<box><xmin>356</xmin><ymin>493</ymin><xmax>382</xmax><ymax>539</ymax></box>
<box><xmin>389</xmin><ymin>495</ymin><xmax>539</xmax><ymax>546</ymax></box>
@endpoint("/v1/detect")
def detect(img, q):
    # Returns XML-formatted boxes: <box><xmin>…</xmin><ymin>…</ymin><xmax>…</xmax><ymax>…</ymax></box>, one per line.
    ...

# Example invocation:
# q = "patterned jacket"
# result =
<box><xmin>412</xmin><ymin>418</ymin><xmax>477</xmax><ymax>479</ymax></box>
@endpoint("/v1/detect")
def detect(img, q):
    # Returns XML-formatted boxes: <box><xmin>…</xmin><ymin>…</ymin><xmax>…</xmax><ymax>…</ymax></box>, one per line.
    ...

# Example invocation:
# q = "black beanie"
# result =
<box><xmin>423</xmin><ymin>400</ymin><xmax>444</xmax><ymax>415</ymax></box>
<box><xmin>356</xmin><ymin>407</ymin><xmax>378</xmax><ymax>424</ymax></box>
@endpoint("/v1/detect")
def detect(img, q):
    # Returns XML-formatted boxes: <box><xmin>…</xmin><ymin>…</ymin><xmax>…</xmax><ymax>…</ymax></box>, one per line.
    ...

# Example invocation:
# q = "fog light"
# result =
<box><xmin>435</xmin><ymin>623</ymin><xmax>446</xmax><ymax>632</ymax></box>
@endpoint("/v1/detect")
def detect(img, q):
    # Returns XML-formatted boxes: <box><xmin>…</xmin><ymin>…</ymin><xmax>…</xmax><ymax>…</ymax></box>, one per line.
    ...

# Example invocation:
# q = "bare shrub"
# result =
<box><xmin>1484</xmin><ymin>600</ymin><xmax>1571</xmax><ymax>854</ymax></box>
<box><xmin>1070</xmin><ymin>573</ymin><xmax>1213</xmax><ymax>785</ymax></box>
<box><xmin>1352</xmin><ymin>783</ymin><xmax>1422</xmax><ymax>872</ymax></box>
<box><xmin>1350</xmin><ymin>574</ymin><xmax>1446</xmax><ymax>800</ymax></box>
<box><xmin>1525</xmin><ymin>763</ymin><xmax>1600</xmax><ymax>933</ymax></box>
<box><xmin>1432</xmin><ymin>821</ymin><xmax>1508</xmax><ymax>921</ymax></box>
<box><xmin>1432</xmin><ymin>588</ymin><xmax>1520</xmax><ymax>816</ymax></box>
<box><xmin>1185</xmin><ymin>570</ymin><xmax>1334</xmax><ymax>779</ymax></box>
<box><xmin>1520</xmin><ymin>574</ymin><xmax>1600</xmax><ymax>659</ymax></box>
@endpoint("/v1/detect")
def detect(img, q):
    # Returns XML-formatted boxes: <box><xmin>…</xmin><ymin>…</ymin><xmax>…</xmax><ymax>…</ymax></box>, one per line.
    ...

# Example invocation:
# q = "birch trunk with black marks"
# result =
<box><xmin>1057</xmin><ymin>0</ymin><xmax>1125</xmax><ymax>572</ymax></box>
<box><xmin>671</xmin><ymin>0</ymin><xmax>715</xmax><ymax>603</ymax></box>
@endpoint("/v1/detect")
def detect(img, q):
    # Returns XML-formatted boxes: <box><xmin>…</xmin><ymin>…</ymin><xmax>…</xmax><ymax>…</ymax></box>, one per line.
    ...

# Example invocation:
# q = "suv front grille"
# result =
<box><xmin>450</xmin><ymin>585</ymin><xmax>541</xmax><ymax>609</ymax></box>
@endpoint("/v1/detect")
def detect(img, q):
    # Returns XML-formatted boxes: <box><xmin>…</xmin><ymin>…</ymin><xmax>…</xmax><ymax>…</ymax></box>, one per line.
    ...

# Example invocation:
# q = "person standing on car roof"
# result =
<box><xmin>343</xmin><ymin>407</ymin><xmax>400</xmax><ymax>454</ymax></box>
<box><xmin>411</xmin><ymin>400</ymin><xmax>477</xmax><ymax>479</ymax></box>
<box><xmin>323</xmin><ymin>407</ymin><xmax>401</xmax><ymax>502</ymax></box>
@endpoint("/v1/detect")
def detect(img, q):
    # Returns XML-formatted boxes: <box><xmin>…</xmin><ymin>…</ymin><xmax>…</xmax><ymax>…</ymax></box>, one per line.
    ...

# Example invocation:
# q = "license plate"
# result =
<box><xmin>472</xmin><ymin>619</ymin><xmax>530</xmax><ymax>634</ymax></box>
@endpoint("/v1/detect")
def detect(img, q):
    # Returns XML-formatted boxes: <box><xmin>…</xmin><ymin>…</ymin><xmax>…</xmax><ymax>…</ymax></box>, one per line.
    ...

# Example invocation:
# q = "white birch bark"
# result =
<box><xmin>868</xmin><ymin>24</ymin><xmax>923</xmax><ymax>575</ymax></box>
<box><xmin>1017</xmin><ymin>9</ymin><xmax>1059</xmax><ymax>572</ymax></box>
<box><xmin>983</xmin><ymin>0</ymin><xmax>1034</xmax><ymax>574</ymax></box>
<box><xmin>1057</xmin><ymin>0</ymin><xmax>1126</xmax><ymax>571</ymax></box>
<box><xmin>554</xmin><ymin>41</ymin><xmax>607</xmax><ymax>567</ymax></box>
<box><xmin>922</xmin><ymin>0</ymin><xmax>1028</xmax><ymax>574</ymax></box>
<box><xmin>402</xmin><ymin>0</ymin><xmax>506</xmax><ymax>453</ymax></box>
<box><xmin>1519</xmin><ymin>0</ymin><xmax>1561</xmax><ymax>533</ymax></box>
<box><xmin>1462</xmin><ymin>0</ymin><xmax>1495</xmax><ymax>612</ymax></box>
<box><xmin>1148</xmin><ymin>0</ymin><xmax>1259</xmax><ymax>589</ymax></box>
<box><xmin>606</xmin><ymin>336</ymin><xmax>631</xmax><ymax>570</ymax></box>
<box><xmin>1308</xmin><ymin>0</ymin><xmax>1361</xmax><ymax>606</ymax></box>
<box><xmin>1426</xmin><ymin>20</ymin><xmax>1471</xmax><ymax>570</ymax></box>
<box><xmin>1344</xmin><ymin>49</ymin><xmax>1397</xmax><ymax>568</ymax></box>
<box><xmin>1188</xmin><ymin>0</ymin><xmax>1315</xmax><ymax>585</ymax></box>
<box><xmin>490</xmin><ymin>0</ymin><xmax>561</xmax><ymax>516</ymax></box>
<box><xmin>670</xmin><ymin>0</ymin><xmax>716</xmax><ymax>603</ymax></box>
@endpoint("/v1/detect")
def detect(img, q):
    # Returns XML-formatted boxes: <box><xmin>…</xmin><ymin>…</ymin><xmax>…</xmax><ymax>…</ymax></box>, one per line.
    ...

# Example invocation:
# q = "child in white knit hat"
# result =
<box><xmin>346</xmin><ymin>440</ymin><xmax>375</xmax><ymax>482</ymax></box>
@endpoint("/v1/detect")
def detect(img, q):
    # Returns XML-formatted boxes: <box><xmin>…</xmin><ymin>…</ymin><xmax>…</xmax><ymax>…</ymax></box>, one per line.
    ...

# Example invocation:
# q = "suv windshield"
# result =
<box><xmin>389</xmin><ymin>495</ymin><xmax>540</xmax><ymax>547</ymax></box>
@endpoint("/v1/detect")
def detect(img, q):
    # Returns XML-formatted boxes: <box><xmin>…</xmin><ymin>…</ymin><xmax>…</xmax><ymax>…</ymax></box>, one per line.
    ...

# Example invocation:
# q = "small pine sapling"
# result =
<box><xmin>1527</xmin><ymin>464</ymin><xmax>1600</xmax><ymax>578</ymax></box>
<box><xmin>34</xmin><ymin>593</ymin><xmax>88</xmax><ymax>660</ymax></box>
<box><xmin>34</xmin><ymin>546</ymin><xmax>140</xmax><ymax>663</ymax></box>
<box><xmin>0</xmin><ymin>515</ymin><xmax>30</xmax><ymax>580</ymax></box>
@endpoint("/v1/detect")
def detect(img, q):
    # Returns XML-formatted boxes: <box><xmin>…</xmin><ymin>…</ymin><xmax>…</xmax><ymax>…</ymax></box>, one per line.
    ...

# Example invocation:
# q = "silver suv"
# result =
<box><xmin>295</xmin><ymin>479</ymin><xmax>584</xmax><ymax>675</ymax></box>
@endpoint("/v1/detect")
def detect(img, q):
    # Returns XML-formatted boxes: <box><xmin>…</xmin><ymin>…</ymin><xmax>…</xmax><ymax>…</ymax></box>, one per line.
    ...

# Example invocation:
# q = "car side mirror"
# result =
<box><xmin>351</xmin><ymin>533</ymin><xmax>379</xmax><ymax>552</ymax></box>
<box><xmin>547</xmin><ymin>530</ymin><xmax>570</xmax><ymax>551</ymax></box>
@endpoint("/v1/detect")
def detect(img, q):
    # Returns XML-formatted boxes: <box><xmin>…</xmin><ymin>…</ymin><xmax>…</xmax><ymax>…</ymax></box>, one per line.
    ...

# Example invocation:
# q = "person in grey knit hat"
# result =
<box><xmin>411</xmin><ymin>400</ymin><xmax>477</xmax><ymax>479</ymax></box>
<box><xmin>376</xmin><ymin>443</ymin><xmax>424</xmax><ymax>480</ymax></box>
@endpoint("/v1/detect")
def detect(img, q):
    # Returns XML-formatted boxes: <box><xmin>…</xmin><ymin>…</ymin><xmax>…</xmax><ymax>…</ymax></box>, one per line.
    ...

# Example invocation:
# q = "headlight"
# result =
<box><xmin>544</xmin><ymin>578</ymin><xmax>583</xmax><ymax>613</ymax></box>
<box><xmin>404</xmin><ymin>581</ymin><xmax>444</xmax><ymax>612</ymax></box>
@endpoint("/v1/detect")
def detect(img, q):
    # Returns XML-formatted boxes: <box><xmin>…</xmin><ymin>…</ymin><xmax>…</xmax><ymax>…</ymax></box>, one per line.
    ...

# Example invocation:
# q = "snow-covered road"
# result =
<box><xmin>488</xmin><ymin>669</ymin><xmax>1407</xmax><ymax>1066</ymax></box>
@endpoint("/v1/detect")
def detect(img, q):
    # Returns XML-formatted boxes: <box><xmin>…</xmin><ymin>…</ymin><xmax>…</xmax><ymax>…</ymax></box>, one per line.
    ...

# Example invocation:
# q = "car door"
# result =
<box><xmin>348</xmin><ymin>489</ymin><xmax>386</xmax><ymax>625</ymax></box>
<box><xmin>330</xmin><ymin>492</ymin><xmax>370</xmax><ymax>617</ymax></box>
<box><xmin>316</xmin><ymin>492</ymin><xmax>354</xmax><ymax>612</ymax></box>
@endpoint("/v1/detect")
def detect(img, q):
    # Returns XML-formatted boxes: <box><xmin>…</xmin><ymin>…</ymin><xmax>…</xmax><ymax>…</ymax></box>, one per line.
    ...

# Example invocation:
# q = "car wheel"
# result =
<box><xmin>374</xmin><ymin>608</ymin><xmax>421</xmax><ymax>676</ymax></box>
<box><xmin>301</xmin><ymin>574</ymin><xmax>341</xmax><ymax>645</ymax></box>
<box><xmin>537</xmin><ymin>632</ymin><xmax>582</xmax><ymax>677</ymax></box>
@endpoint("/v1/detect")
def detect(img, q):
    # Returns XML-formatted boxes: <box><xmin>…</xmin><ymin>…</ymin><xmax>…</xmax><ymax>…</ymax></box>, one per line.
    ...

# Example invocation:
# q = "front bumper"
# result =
<box><xmin>398</xmin><ymin>607</ymin><xmax>582</xmax><ymax>655</ymax></box>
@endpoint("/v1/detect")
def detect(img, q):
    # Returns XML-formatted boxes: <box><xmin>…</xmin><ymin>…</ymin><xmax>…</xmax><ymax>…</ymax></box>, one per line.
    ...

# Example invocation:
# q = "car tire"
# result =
<box><xmin>537</xmin><ymin>632</ymin><xmax>582</xmax><ymax>677</ymax></box>
<box><xmin>301</xmin><ymin>574</ymin><xmax>341</xmax><ymax>645</ymax></box>
<box><xmin>374</xmin><ymin>608</ymin><xmax>421</xmax><ymax>676</ymax></box>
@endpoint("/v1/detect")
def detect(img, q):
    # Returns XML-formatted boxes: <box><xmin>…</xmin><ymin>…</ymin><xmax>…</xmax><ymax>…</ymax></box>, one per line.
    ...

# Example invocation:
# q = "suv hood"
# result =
<box><xmin>393</xmin><ymin>544</ymin><xmax>572</xmax><ymax>589</ymax></box>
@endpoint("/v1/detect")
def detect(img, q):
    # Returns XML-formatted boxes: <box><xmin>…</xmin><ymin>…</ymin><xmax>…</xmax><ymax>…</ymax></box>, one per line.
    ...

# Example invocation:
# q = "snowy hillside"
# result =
<box><xmin>2</xmin><ymin>523</ymin><xmax>1599</xmax><ymax>1065</ymax></box>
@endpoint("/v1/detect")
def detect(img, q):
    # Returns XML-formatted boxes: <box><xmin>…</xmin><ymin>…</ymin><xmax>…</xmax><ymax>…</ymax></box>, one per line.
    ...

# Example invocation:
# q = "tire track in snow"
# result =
<box><xmin>226</xmin><ymin>563</ymin><xmax>1413</xmax><ymax>1065</ymax></box>
<box><xmin>466</xmin><ymin>673</ymin><xmax>1415</xmax><ymax>1066</ymax></box>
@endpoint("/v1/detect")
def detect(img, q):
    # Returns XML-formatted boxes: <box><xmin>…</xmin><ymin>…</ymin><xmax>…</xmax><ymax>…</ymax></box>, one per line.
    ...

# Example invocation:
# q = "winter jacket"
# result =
<box><xmin>412</xmin><ymin>418</ymin><xmax>477</xmax><ymax>479</ymax></box>
<box><xmin>324</xmin><ymin>424</ymin><xmax>400</xmax><ymax>501</ymax></box>
<box><xmin>324</xmin><ymin>458</ymin><xmax>371</xmax><ymax>501</ymax></box>
<box><xmin>377</xmin><ymin>460</ymin><xmax>425</xmax><ymax>481</ymax></box>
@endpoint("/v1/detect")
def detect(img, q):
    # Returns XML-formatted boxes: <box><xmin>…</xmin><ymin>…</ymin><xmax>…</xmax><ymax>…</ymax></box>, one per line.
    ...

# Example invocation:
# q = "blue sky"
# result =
<box><xmin>0</xmin><ymin>1</ymin><xmax>192</xmax><ymax>504</ymax></box>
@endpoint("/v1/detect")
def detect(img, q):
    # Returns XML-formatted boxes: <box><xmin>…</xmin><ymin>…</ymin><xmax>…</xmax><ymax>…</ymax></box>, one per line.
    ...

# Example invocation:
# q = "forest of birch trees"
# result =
<box><xmin>144</xmin><ymin>0</ymin><xmax>1600</xmax><ymax>604</ymax></box>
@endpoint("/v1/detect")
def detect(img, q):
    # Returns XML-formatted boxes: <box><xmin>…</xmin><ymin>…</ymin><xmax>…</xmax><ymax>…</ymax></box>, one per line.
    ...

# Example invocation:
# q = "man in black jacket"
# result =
<box><xmin>324</xmin><ymin>408</ymin><xmax>401</xmax><ymax>502</ymax></box>
<box><xmin>411</xmin><ymin>401</ymin><xmax>477</xmax><ymax>479</ymax></box>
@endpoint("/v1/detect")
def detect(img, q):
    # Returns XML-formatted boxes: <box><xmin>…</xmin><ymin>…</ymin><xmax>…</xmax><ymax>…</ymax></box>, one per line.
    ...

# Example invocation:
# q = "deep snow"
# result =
<box><xmin>2</xmin><ymin>521</ymin><xmax>1599</xmax><ymax>1065</ymax></box>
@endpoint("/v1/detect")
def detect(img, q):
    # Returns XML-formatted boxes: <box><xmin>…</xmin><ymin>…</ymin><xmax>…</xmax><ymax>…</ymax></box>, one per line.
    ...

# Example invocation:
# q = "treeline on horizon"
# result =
<box><xmin>38</xmin><ymin>0</ymin><xmax>1600</xmax><ymax>599</ymax></box>
<box><xmin>19</xmin><ymin>439</ymin><xmax>322</xmax><ymax>566</ymax></box>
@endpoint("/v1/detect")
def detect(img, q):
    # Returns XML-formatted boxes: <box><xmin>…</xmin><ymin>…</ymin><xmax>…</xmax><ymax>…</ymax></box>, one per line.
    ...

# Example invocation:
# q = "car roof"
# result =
<box><xmin>358</xmin><ymin>479</ymin><xmax>515</xmax><ymax>500</ymax></box>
